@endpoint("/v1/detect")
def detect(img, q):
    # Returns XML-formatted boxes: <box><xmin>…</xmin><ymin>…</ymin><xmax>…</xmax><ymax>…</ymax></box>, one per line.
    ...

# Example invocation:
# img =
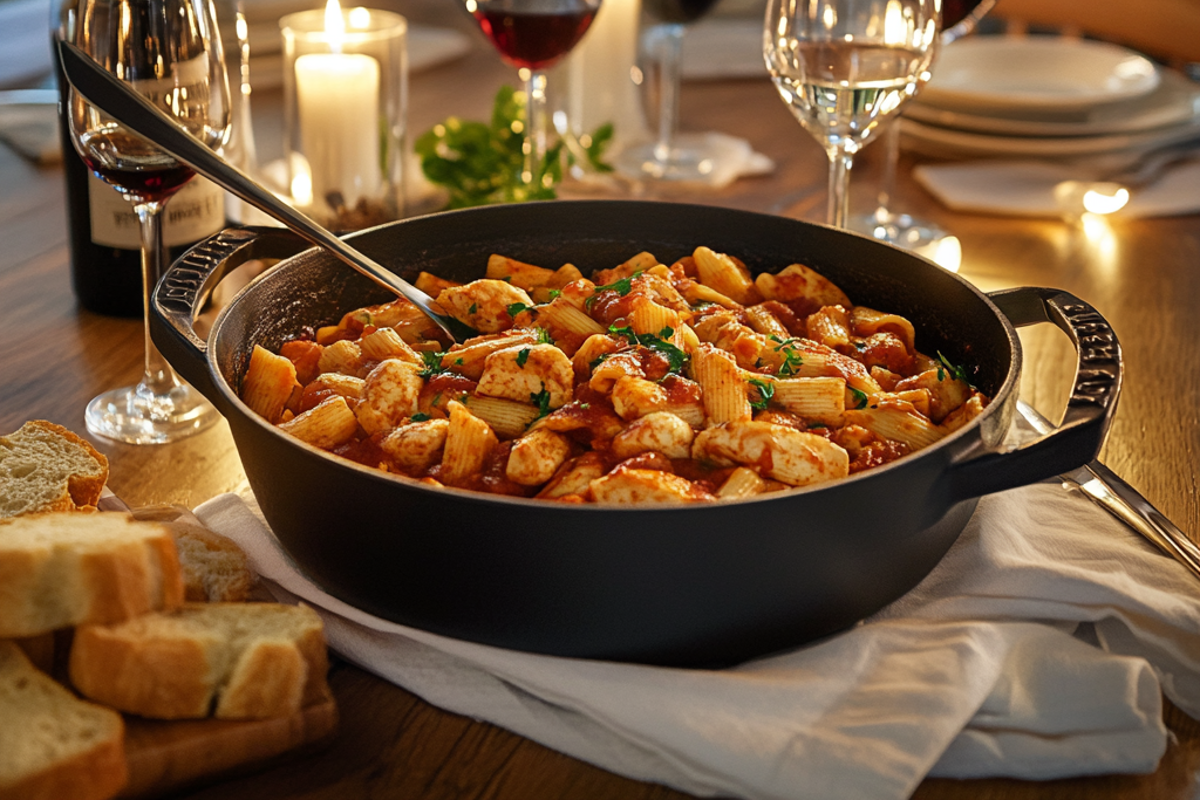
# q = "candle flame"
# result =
<box><xmin>324</xmin><ymin>0</ymin><xmax>345</xmax><ymax>53</ymax></box>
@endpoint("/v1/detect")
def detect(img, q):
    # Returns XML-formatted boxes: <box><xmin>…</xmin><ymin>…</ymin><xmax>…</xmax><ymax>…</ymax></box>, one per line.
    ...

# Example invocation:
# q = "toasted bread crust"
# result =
<box><xmin>70</xmin><ymin>603</ymin><xmax>329</xmax><ymax>721</ymax></box>
<box><xmin>0</xmin><ymin>513</ymin><xmax>185</xmax><ymax>638</ymax></box>
<box><xmin>0</xmin><ymin>421</ymin><xmax>109</xmax><ymax>519</ymax></box>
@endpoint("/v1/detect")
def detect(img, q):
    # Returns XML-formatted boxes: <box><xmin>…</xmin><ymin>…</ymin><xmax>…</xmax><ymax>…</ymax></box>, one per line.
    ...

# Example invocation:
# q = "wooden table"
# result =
<box><xmin>3</xmin><ymin>19</ymin><xmax>1199</xmax><ymax>800</ymax></box>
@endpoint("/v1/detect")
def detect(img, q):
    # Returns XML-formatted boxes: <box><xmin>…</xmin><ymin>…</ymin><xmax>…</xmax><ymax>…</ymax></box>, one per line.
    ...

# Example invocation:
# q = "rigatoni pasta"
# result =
<box><xmin>243</xmin><ymin>246</ymin><xmax>989</xmax><ymax>505</ymax></box>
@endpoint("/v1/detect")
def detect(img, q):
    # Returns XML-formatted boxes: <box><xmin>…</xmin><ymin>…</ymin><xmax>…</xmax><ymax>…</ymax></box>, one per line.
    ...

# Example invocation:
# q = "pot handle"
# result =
<box><xmin>150</xmin><ymin>226</ymin><xmax>310</xmax><ymax>406</ymax></box>
<box><xmin>945</xmin><ymin>286</ymin><xmax>1122</xmax><ymax>501</ymax></box>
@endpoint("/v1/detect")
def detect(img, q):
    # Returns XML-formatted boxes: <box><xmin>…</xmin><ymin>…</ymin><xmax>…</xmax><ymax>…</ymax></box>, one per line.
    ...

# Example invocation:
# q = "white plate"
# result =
<box><xmin>900</xmin><ymin>115</ymin><xmax>1200</xmax><ymax>160</ymax></box>
<box><xmin>907</xmin><ymin>70</ymin><xmax>1200</xmax><ymax>138</ymax></box>
<box><xmin>921</xmin><ymin>36</ymin><xmax>1161</xmax><ymax>113</ymax></box>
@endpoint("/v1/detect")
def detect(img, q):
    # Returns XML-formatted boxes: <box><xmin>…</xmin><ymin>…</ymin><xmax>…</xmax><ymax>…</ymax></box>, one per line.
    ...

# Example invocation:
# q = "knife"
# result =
<box><xmin>1015</xmin><ymin>399</ymin><xmax>1200</xmax><ymax>581</ymax></box>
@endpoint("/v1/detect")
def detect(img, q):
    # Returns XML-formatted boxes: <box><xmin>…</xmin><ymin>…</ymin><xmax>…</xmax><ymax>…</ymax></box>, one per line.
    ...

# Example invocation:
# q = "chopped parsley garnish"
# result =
<box><xmin>419</xmin><ymin>350</ymin><xmax>447</xmax><ymax>377</ymax></box>
<box><xmin>516</xmin><ymin>347</ymin><xmax>531</xmax><ymax>368</ymax></box>
<box><xmin>589</xmin><ymin>352</ymin><xmax>611</xmax><ymax>371</ymax></box>
<box><xmin>848</xmin><ymin>387</ymin><xmax>869</xmax><ymax>410</ymax></box>
<box><xmin>468</xmin><ymin>303</ymin><xmax>478</xmax><ymax>314</ymax></box>
<box><xmin>807</xmin><ymin>422</ymin><xmax>828</xmax><ymax>429</ymax></box>
<box><xmin>746</xmin><ymin>377</ymin><xmax>775</xmax><ymax>411</ymax></box>
<box><xmin>507</xmin><ymin>302</ymin><xmax>531</xmax><ymax>318</ymax></box>
<box><xmin>936</xmin><ymin>351</ymin><xmax>974</xmax><ymax>388</ymax></box>
<box><xmin>584</xmin><ymin>270</ymin><xmax>643</xmax><ymax>309</ymax></box>
<box><xmin>530</xmin><ymin>385</ymin><xmax>553</xmax><ymax>418</ymax></box>
<box><xmin>410</xmin><ymin>413</ymin><xmax>431</xmax><ymax>422</ymax></box>
<box><xmin>608</xmin><ymin>324</ymin><xmax>689</xmax><ymax>375</ymax></box>
<box><xmin>454</xmin><ymin>357</ymin><xmax>464</xmax><ymax>365</ymax></box>
<box><xmin>547</xmin><ymin>289</ymin><xmax>562</xmax><ymax>300</ymax></box>
<box><xmin>536</xmin><ymin>327</ymin><xmax>554</xmax><ymax>344</ymax></box>
<box><xmin>769</xmin><ymin>335</ymin><xmax>803</xmax><ymax>377</ymax></box>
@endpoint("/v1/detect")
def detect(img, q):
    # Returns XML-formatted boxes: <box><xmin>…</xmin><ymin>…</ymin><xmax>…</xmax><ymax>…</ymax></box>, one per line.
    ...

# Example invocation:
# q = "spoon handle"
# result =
<box><xmin>56</xmin><ymin>38</ymin><xmax>473</xmax><ymax>343</ymax></box>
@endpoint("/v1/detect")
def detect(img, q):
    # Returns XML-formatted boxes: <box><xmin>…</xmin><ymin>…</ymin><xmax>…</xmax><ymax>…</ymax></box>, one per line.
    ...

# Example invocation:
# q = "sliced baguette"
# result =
<box><xmin>0</xmin><ymin>512</ymin><xmax>185</xmax><ymax>638</ymax></box>
<box><xmin>70</xmin><ymin>602</ymin><xmax>329</xmax><ymax>720</ymax></box>
<box><xmin>0</xmin><ymin>641</ymin><xmax>127</xmax><ymax>800</ymax></box>
<box><xmin>131</xmin><ymin>505</ymin><xmax>257</xmax><ymax>602</ymax></box>
<box><xmin>0</xmin><ymin>421</ymin><xmax>109</xmax><ymax>519</ymax></box>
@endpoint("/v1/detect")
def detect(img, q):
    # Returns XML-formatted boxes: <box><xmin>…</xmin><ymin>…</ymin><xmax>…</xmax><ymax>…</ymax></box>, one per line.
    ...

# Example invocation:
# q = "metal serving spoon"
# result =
<box><xmin>56</xmin><ymin>39</ymin><xmax>475</xmax><ymax>344</ymax></box>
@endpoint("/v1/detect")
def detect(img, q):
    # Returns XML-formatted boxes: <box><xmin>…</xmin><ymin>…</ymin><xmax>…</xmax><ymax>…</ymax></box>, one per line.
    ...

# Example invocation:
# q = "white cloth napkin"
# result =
<box><xmin>194</xmin><ymin>465</ymin><xmax>1200</xmax><ymax>800</ymax></box>
<box><xmin>913</xmin><ymin>158</ymin><xmax>1200</xmax><ymax>219</ymax></box>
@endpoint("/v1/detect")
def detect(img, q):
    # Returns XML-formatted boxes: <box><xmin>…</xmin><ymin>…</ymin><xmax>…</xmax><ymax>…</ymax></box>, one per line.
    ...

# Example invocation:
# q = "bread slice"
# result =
<box><xmin>0</xmin><ymin>421</ymin><xmax>109</xmax><ymax>519</ymax></box>
<box><xmin>130</xmin><ymin>505</ymin><xmax>257</xmax><ymax>602</ymax></box>
<box><xmin>0</xmin><ymin>641</ymin><xmax>127</xmax><ymax>800</ymax></box>
<box><xmin>69</xmin><ymin>602</ymin><xmax>329</xmax><ymax>721</ymax></box>
<box><xmin>0</xmin><ymin>512</ymin><xmax>185</xmax><ymax>638</ymax></box>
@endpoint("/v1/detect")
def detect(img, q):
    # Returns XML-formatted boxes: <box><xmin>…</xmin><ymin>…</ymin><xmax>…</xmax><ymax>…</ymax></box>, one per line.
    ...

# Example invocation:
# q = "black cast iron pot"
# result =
<box><xmin>151</xmin><ymin>201</ymin><xmax>1122</xmax><ymax>667</ymax></box>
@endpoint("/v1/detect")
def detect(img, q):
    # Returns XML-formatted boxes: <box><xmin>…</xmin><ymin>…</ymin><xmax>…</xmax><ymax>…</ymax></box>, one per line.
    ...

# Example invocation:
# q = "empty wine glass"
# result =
<box><xmin>63</xmin><ymin>0</ymin><xmax>230</xmax><ymax>443</ymax></box>
<box><xmin>764</xmin><ymin>0</ymin><xmax>939</xmax><ymax>229</ymax></box>
<box><xmin>614</xmin><ymin>0</ymin><xmax>724</xmax><ymax>181</ymax></box>
<box><xmin>854</xmin><ymin>0</ymin><xmax>996</xmax><ymax>252</ymax></box>
<box><xmin>464</xmin><ymin>0</ymin><xmax>602</xmax><ymax>193</ymax></box>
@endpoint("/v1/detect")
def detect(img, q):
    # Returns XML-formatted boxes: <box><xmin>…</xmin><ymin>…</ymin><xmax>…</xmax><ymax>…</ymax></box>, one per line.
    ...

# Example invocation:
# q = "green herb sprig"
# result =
<box><xmin>936</xmin><ymin>351</ymin><xmax>975</xmax><ymax>388</ymax></box>
<box><xmin>769</xmin><ymin>335</ymin><xmax>804</xmax><ymax>377</ymax></box>
<box><xmin>747</xmin><ymin>377</ymin><xmax>775</xmax><ymax>411</ymax></box>
<box><xmin>608</xmin><ymin>325</ymin><xmax>689</xmax><ymax>375</ymax></box>
<box><xmin>415</xmin><ymin>86</ymin><xmax>612</xmax><ymax>209</ymax></box>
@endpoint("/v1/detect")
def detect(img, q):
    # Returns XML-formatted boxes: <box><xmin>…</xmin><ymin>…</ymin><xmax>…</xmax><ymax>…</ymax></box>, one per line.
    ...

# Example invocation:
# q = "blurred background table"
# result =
<box><xmin>1</xmin><ymin>0</ymin><xmax>1199</xmax><ymax>797</ymax></box>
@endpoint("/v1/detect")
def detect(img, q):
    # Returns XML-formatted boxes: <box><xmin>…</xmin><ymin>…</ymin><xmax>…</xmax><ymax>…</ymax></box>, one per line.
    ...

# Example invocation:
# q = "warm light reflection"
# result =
<box><xmin>348</xmin><ymin>6</ymin><xmax>371</xmax><ymax>28</ymax></box>
<box><xmin>931</xmin><ymin>235</ymin><xmax>962</xmax><ymax>272</ymax></box>
<box><xmin>291</xmin><ymin>168</ymin><xmax>313</xmax><ymax>206</ymax></box>
<box><xmin>1079</xmin><ymin>213</ymin><xmax>1120</xmax><ymax>279</ymax></box>
<box><xmin>1082</xmin><ymin>186</ymin><xmax>1130</xmax><ymax>215</ymax></box>
<box><xmin>883</xmin><ymin>0</ymin><xmax>908</xmax><ymax>45</ymax></box>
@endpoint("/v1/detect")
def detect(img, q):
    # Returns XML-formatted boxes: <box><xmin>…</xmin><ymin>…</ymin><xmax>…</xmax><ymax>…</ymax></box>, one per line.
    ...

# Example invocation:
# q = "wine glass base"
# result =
<box><xmin>85</xmin><ymin>383</ymin><xmax>220</xmax><ymax>445</ymax></box>
<box><xmin>851</xmin><ymin>210</ymin><xmax>963</xmax><ymax>271</ymax></box>
<box><xmin>614</xmin><ymin>133</ymin><xmax>737</xmax><ymax>183</ymax></box>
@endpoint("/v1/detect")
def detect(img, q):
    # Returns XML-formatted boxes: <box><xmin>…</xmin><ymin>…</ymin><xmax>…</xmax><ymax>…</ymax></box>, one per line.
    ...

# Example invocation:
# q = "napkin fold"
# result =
<box><xmin>195</xmin><ymin>457</ymin><xmax>1200</xmax><ymax>800</ymax></box>
<box><xmin>913</xmin><ymin>157</ymin><xmax>1200</xmax><ymax>219</ymax></box>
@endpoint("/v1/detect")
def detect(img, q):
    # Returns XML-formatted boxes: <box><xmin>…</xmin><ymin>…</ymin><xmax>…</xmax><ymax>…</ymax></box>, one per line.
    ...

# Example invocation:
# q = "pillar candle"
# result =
<box><xmin>295</xmin><ymin>50</ymin><xmax>381</xmax><ymax>211</ymax></box>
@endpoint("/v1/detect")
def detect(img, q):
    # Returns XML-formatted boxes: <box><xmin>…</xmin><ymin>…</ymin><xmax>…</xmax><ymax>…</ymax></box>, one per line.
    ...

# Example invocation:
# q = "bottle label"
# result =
<box><xmin>88</xmin><ymin>173</ymin><xmax>226</xmax><ymax>249</ymax></box>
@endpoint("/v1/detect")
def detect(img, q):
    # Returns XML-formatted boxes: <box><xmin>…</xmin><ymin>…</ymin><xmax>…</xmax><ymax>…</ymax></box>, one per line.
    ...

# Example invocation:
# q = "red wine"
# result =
<box><xmin>78</xmin><ymin>128</ymin><xmax>196</xmax><ymax>204</ymax></box>
<box><xmin>642</xmin><ymin>0</ymin><xmax>719</xmax><ymax>24</ymax></box>
<box><xmin>55</xmin><ymin>60</ymin><xmax>225</xmax><ymax>317</ymax></box>
<box><xmin>474</xmin><ymin>5</ymin><xmax>598</xmax><ymax>69</ymax></box>
<box><xmin>942</xmin><ymin>0</ymin><xmax>993</xmax><ymax>33</ymax></box>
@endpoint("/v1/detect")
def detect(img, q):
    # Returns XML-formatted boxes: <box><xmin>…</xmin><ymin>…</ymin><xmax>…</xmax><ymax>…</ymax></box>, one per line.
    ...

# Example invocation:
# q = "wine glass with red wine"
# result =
<box><xmin>465</xmin><ymin>0</ymin><xmax>602</xmax><ymax>192</ymax></box>
<box><xmin>64</xmin><ymin>0</ymin><xmax>230</xmax><ymax>444</ymax></box>
<box><xmin>850</xmin><ymin>0</ymin><xmax>996</xmax><ymax>256</ymax></box>
<box><xmin>614</xmin><ymin>0</ymin><xmax>725</xmax><ymax>181</ymax></box>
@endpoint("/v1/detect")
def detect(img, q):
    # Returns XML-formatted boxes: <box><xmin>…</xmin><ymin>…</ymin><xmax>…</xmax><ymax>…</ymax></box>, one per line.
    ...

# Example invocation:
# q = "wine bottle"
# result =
<box><xmin>53</xmin><ymin>37</ymin><xmax>226</xmax><ymax>317</ymax></box>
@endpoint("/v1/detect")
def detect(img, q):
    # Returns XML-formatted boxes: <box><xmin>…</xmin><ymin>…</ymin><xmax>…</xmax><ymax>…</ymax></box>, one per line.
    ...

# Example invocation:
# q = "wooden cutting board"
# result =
<box><xmin>119</xmin><ymin>697</ymin><xmax>339</xmax><ymax>799</ymax></box>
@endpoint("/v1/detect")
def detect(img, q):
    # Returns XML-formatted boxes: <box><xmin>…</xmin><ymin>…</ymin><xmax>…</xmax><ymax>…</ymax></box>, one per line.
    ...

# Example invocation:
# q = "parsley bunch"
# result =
<box><xmin>415</xmin><ymin>86</ymin><xmax>613</xmax><ymax>209</ymax></box>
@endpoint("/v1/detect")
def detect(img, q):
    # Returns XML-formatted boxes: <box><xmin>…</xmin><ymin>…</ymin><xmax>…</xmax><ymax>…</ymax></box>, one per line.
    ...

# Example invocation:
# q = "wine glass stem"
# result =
<box><xmin>522</xmin><ymin>67</ymin><xmax>548</xmax><ymax>187</ymax></box>
<box><xmin>652</xmin><ymin>23</ymin><xmax>685</xmax><ymax>161</ymax></box>
<box><xmin>827</xmin><ymin>146</ymin><xmax>854</xmax><ymax>228</ymax></box>
<box><xmin>133</xmin><ymin>200</ymin><xmax>183</xmax><ymax>397</ymax></box>
<box><xmin>874</xmin><ymin>121</ymin><xmax>901</xmax><ymax>222</ymax></box>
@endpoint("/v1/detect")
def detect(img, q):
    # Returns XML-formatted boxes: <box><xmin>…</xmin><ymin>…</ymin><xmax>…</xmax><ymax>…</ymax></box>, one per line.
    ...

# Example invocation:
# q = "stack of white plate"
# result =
<box><xmin>903</xmin><ymin>35</ymin><xmax>1200</xmax><ymax>159</ymax></box>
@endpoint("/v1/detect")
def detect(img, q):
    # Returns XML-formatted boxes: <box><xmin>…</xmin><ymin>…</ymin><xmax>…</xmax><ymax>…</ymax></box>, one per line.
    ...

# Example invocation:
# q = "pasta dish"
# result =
<box><xmin>240</xmin><ymin>247</ymin><xmax>988</xmax><ymax>504</ymax></box>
